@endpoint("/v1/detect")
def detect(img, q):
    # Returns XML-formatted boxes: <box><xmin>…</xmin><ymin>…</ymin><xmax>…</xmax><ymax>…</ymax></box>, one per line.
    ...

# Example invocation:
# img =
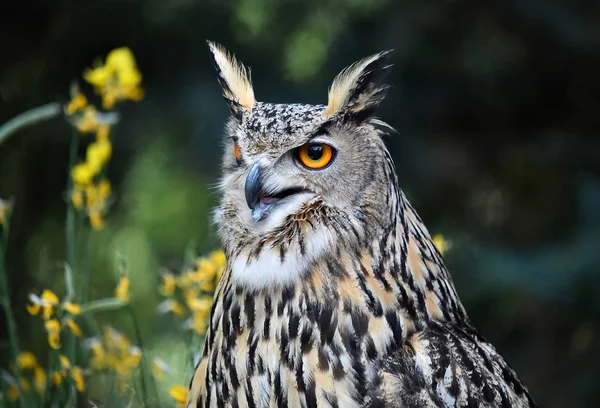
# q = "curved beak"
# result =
<box><xmin>244</xmin><ymin>162</ymin><xmax>306</xmax><ymax>222</ymax></box>
<box><xmin>245</xmin><ymin>163</ymin><xmax>263</xmax><ymax>219</ymax></box>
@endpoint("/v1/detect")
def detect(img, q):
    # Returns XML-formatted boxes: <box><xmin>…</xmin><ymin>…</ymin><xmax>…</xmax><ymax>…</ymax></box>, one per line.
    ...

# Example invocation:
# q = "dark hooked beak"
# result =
<box><xmin>245</xmin><ymin>162</ymin><xmax>307</xmax><ymax>222</ymax></box>
<box><xmin>245</xmin><ymin>163</ymin><xmax>263</xmax><ymax>216</ymax></box>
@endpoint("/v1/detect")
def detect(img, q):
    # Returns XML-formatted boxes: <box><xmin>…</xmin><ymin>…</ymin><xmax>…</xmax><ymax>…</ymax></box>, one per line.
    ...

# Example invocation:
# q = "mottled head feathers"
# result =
<box><xmin>207</xmin><ymin>41</ymin><xmax>392</xmax><ymax>123</ymax></box>
<box><xmin>207</xmin><ymin>41</ymin><xmax>255</xmax><ymax>117</ymax></box>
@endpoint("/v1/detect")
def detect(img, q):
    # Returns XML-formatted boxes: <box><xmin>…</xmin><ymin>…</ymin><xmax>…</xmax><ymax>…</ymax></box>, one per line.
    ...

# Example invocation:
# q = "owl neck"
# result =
<box><xmin>288</xmin><ymin>188</ymin><xmax>468</xmax><ymax>332</ymax></box>
<box><xmin>210</xmin><ymin>186</ymin><xmax>468</xmax><ymax>351</ymax></box>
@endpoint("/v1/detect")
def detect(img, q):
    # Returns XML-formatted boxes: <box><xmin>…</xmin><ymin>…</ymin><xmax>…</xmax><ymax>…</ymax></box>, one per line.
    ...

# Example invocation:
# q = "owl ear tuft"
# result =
<box><xmin>324</xmin><ymin>50</ymin><xmax>393</xmax><ymax>121</ymax></box>
<box><xmin>207</xmin><ymin>41</ymin><xmax>256</xmax><ymax>118</ymax></box>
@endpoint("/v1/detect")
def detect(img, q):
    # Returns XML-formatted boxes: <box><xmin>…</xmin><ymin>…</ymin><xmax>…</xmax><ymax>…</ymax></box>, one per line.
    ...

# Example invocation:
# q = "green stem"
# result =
<box><xmin>0</xmin><ymin>102</ymin><xmax>61</xmax><ymax>147</ymax></box>
<box><xmin>0</xmin><ymin>212</ymin><xmax>29</xmax><ymax>407</ymax></box>
<box><xmin>79</xmin><ymin>298</ymin><xmax>125</xmax><ymax>314</ymax></box>
<box><xmin>63</xmin><ymin>130</ymin><xmax>79</xmax><ymax>404</ymax></box>
<box><xmin>126</xmin><ymin>305</ymin><xmax>156</xmax><ymax>407</ymax></box>
<box><xmin>66</xmin><ymin>131</ymin><xmax>78</xmax><ymax>277</ymax></box>
<box><xmin>79</xmin><ymin>230</ymin><xmax>95</xmax><ymax>304</ymax></box>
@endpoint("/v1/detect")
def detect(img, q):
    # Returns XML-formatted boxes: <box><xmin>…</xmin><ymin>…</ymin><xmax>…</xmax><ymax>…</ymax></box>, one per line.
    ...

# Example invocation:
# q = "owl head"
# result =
<box><xmin>208</xmin><ymin>42</ymin><xmax>395</xmax><ymax>289</ymax></box>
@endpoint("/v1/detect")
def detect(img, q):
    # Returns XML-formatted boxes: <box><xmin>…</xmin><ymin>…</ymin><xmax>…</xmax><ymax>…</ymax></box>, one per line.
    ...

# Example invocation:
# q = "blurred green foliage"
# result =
<box><xmin>1</xmin><ymin>0</ymin><xmax>599</xmax><ymax>406</ymax></box>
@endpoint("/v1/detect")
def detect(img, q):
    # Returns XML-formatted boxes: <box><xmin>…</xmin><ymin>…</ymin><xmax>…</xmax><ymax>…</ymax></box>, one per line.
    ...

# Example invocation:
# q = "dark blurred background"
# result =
<box><xmin>1</xmin><ymin>0</ymin><xmax>599</xmax><ymax>406</ymax></box>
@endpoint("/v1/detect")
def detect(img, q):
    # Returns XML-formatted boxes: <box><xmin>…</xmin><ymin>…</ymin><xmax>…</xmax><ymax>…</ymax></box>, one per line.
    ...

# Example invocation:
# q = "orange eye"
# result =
<box><xmin>297</xmin><ymin>143</ymin><xmax>335</xmax><ymax>169</ymax></box>
<box><xmin>233</xmin><ymin>143</ymin><xmax>242</xmax><ymax>163</ymax></box>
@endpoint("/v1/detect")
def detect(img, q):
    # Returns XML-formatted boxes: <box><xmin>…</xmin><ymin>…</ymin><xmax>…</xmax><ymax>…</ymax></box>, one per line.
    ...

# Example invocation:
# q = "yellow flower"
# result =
<box><xmin>17</xmin><ymin>352</ymin><xmax>38</xmax><ymax>370</ymax></box>
<box><xmin>210</xmin><ymin>250</ymin><xmax>226</xmax><ymax>281</ymax></box>
<box><xmin>72</xmin><ymin>179</ymin><xmax>112</xmax><ymax>227</ymax></box>
<box><xmin>188</xmin><ymin>297</ymin><xmax>213</xmax><ymax>313</ymax></box>
<box><xmin>86</xmin><ymin>138</ymin><xmax>112</xmax><ymax>170</ymax></box>
<box><xmin>71</xmin><ymin>162</ymin><xmax>97</xmax><ymax>185</ymax></box>
<box><xmin>64</xmin><ymin>93</ymin><xmax>88</xmax><ymax>116</ymax></box>
<box><xmin>26</xmin><ymin>301</ymin><xmax>41</xmax><ymax>316</ymax></box>
<box><xmin>176</xmin><ymin>273</ymin><xmax>193</xmax><ymax>289</ymax></box>
<box><xmin>115</xmin><ymin>276</ymin><xmax>130</xmax><ymax>303</ymax></box>
<box><xmin>85</xmin><ymin>179</ymin><xmax>110</xmax><ymax>207</ymax></box>
<box><xmin>70</xmin><ymin>105</ymin><xmax>119</xmax><ymax>134</ymax></box>
<box><xmin>83</xmin><ymin>65</ymin><xmax>113</xmax><ymax>88</ymax></box>
<box><xmin>159</xmin><ymin>273</ymin><xmax>176</xmax><ymax>297</ymax></box>
<box><xmin>157</xmin><ymin>299</ymin><xmax>186</xmax><ymax>318</ymax></box>
<box><xmin>65</xmin><ymin>318</ymin><xmax>82</xmax><ymax>336</ymax></box>
<box><xmin>189</xmin><ymin>311</ymin><xmax>209</xmax><ymax>335</ymax></box>
<box><xmin>74</xmin><ymin>106</ymin><xmax>101</xmax><ymax>134</ymax></box>
<box><xmin>124</xmin><ymin>346</ymin><xmax>142</xmax><ymax>367</ymax></box>
<box><xmin>184</xmin><ymin>297</ymin><xmax>212</xmax><ymax>335</ymax></box>
<box><xmin>41</xmin><ymin>290</ymin><xmax>59</xmax><ymax>306</ymax></box>
<box><xmin>432</xmin><ymin>234</ymin><xmax>450</xmax><ymax>256</ymax></box>
<box><xmin>106</xmin><ymin>48</ymin><xmax>138</xmax><ymax>74</ymax></box>
<box><xmin>98</xmin><ymin>179</ymin><xmax>111</xmax><ymax>198</ymax></box>
<box><xmin>33</xmin><ymin>366</ymin><xmax>46</xmax><ymax>394</ymax></box>
<box><xmin>200</xmin><ymin>279</ymin><xmax>215</xmax><ymax>292</ymax></box>
<box><xmin>86</xmin><ymin>327</ymin><xmax>143</xmax><ymax>385</ymax></box>
<box><xmin>89</xmin><ymin>212</ymin><xmax>104</xmax><ymax>230</ymax></box>
<box><xmin>63</xmin><ymin>302</ymin><xmax>81</xmax><ymax>315</ymax></box>
<box><xmin>71</xmin><ymin>367</ymin><xmax>85</xmax><ymax>392</ymax></box>
<box><xmin>170</xmin><ymin>300</ymin><xmax>186</xmax><ymax>318</ymax></box>
<box><xmin>59</xmin><ymin>355</ymin><xmax>71</xmax><ymax>371</ymax></box>
<box><xmin>83</xmin><ymin>47</ymin><xmax>144</xmax><ymax>109</ymax></box>
<box><xmin>45</xmin><ymin>319</ymin><xmax>61</xmax><ymax>349</ymax></box>
<box><xmin>96</xmin><ymin>124</ymin><xmax>111</xmax><ymax>140</ymax></box>
<box><xmin>71</xmin><ymin>187</ymin><xmax>85</xmax><ymax>210</ymax></box>
<box><xmin>26</xmin><ymin>289</ymin><xmax>59</xmax><ymax>320</ymax></box>
<box><xmin>7</xmin><ymin>384</ymin><xmax>19</xmax><ymax>401</ymax></box>
<box><xmin>169</xmin><ymin>385</ymin><xmax>188</xmax><ymax>407</ymax></box>
<box><xmin>27</xmin><ymin>290</ymin><xmax>60</xmax><ymax>318</ymax></box>
<box><xmin>52</xmin><ymin>372</ymin><xmax>62</xmax><ymax>386</ymax></box>
<box><xmin>210</xmin><ymin>250</ymin><xmax>226</xmax><ymax>268</ymax></box>
<box><xmin>104</xmin><ymin>326</ymin><xmax>130</xmax><ymax>350</ymax></box>
<box><xmin>198</xmin><ymin>257</ymin><xmax>217</xmax><ymax>274</ymax></box>
<box><xmin>152</xmin><ymin>358</ymin><xmax>170</xmax><ymax>380</ymax></box>
<box><xmin>101</xmin><ymin>91</ymin><xmax>118</xmax><ymax>110</ymax></box>
<box><xmin>189</xmin><ymin>260</ymin><xmax>217</xmax><ymax>292</ymax></box>
<box><xmin>85</xmin><ymin>338</ymin><xmax>107</xmax><ymax>370</ymax></box>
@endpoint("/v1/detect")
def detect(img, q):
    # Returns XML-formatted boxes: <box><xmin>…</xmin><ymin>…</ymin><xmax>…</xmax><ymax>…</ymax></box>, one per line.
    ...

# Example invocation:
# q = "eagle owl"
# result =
<box><xmin>187</xmin><ymin>42</ymin><xmax>536</xmax><ymax>408</ymax></box>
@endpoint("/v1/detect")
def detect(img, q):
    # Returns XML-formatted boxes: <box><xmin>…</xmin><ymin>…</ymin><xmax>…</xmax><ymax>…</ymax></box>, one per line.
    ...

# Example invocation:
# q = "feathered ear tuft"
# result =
<box><xmin>324</xmin><ymin>50</ymin><xmax>393</xmax><ymax>121</ymax></box>
<box><xmin>207</xmin><ymin>41</ymin><xmax>255</xmax><ymax>117</ymax></box>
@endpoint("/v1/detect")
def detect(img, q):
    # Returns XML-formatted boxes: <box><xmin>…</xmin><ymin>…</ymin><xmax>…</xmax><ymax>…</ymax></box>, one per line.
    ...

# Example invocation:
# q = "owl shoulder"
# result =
<box><xmin>375</xmin><ymin>320</ymin><xmax>536</xmax><ymax>408</ymax></box>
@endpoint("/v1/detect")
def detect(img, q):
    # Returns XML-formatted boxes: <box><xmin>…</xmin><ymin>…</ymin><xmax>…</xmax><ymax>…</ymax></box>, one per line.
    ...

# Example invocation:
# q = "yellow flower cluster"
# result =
<box><xmin>6</xmin><ymin>352</ymin><xmax>46</xmax><ymax>400</ymax></box>
<box><xmin>26</xmin><ymin>289</ymin><xmax>82</xmax><ymax>349</ymax></box>
<box><xmin>158</xmin><ymin>250</ymin><xmax>225</xmax><ymax>336</ymax></box>
<box><xmin>66</xmin><ymin>92</ymin><xmax>113</xmax><ymax>230</ymax></box>
<box><xmin>65</xmin><ymin>47</ymin><xmax>144</xmax><ymax>230</ymax></box>
<box><xmin>55</xmin><ymin>355</ymin><xmax>86</xmax><ymax>392</ymax></box>
<box><xmin>70</xmin><ymin>178</ymin><xmax>112</xmax><ymax>229</ymax></box>
<box><xmin>6</xmin><ymin>352</ymin><xmax>86</xmax><ymax>401</ymax></box>
<box><xmin>83</xmin><ymin>47</ymin><xmax>144</xmax><ymax>110</ymax></box>
<box><xmin>65</xmin><ymin>96</ymin><xmax>118</xmax><ymax>135</ymax></box>
<box><xmin>85</xmin><ymin>327</ymin><xmax>142</xmax><ymax>392</ymax></box>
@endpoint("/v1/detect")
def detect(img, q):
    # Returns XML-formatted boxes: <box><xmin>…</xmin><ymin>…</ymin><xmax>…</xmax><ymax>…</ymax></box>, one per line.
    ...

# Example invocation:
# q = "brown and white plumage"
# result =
<box><xmin>187</xmin><ymin>42</ymin><xmax>536</xmax><ymax>408</ymax></box>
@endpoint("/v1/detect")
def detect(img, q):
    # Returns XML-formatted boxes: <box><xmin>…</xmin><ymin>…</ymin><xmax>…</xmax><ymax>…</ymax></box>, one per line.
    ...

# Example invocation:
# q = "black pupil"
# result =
<box><xmin>307</xmin><ymin>145</ymin><xmax>324</xmax><ymax>161</ymax></box>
